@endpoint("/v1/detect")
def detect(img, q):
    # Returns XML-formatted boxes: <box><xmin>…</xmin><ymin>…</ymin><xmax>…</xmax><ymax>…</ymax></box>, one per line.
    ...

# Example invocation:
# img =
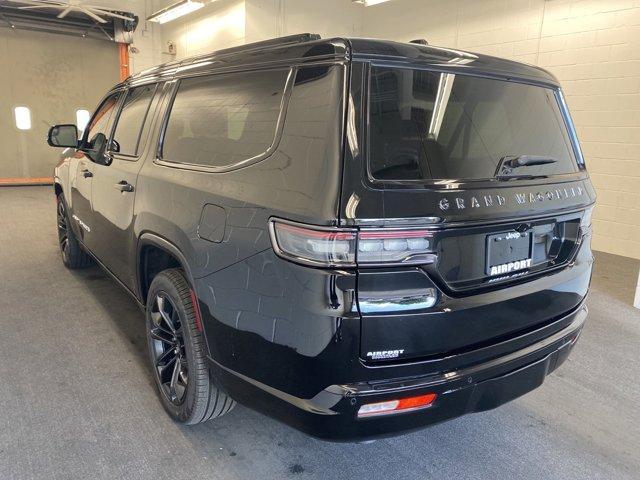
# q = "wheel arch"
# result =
<box><xmin>136</xmin><ymin>233</ymin><xmax>197</xmax><ymax>306</ymax></box>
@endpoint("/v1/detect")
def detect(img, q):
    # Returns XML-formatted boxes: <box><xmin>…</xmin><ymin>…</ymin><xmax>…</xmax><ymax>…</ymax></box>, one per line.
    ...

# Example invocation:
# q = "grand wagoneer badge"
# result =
<box><xmin>438</xmin><ymin>185</ymin><xmax>585</xmax><ymax>211</ymax></box>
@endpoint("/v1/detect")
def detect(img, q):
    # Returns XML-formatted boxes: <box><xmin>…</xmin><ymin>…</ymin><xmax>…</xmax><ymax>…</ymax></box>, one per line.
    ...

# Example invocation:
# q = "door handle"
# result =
<box><xmin>115</xmin><ymin>180</ymin><xmax>134</xmax><ymax>193</ymax></box>
<box><xmin>81</xmin><ymin>169</ymin><xmax>93</xmax><ymax>178</ymax></box>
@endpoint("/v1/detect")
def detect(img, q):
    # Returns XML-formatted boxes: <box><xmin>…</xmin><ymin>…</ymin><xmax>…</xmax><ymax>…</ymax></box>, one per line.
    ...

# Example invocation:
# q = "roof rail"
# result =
<box><xmin>231</xmin><ymin>33</ymin><xmax>322</xmax><ymax>52</ymax></box>
<box><xmin>182</xmin><ymin>33</ymin><xmax>322</xmax><ymax>64</ymax></box>
<box><xmin>131</xmin><ymin>33</ymin><xmax>324</xmax><ymax>80</ymax></box>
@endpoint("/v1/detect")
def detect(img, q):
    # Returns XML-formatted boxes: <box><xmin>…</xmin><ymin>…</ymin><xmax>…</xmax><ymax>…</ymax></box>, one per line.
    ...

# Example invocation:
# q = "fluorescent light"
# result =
<box><xmin>148</xmin><ymin>0</ymin><xmax>205</xmax><ymax>24</ymax></box>
<box><xmin>14</xmin><ymin>106</ymin><xmax>31</xmax><ymax>130</ymax></box>
<box><xmin>352</xmin><ymin>0</ymin><xmax>392</xmax><ymax>6</ymax></box>
<box><xmin>76</xmin><ymin>109</ymin><xmax>90</xmax><ymax>132</ymax></box>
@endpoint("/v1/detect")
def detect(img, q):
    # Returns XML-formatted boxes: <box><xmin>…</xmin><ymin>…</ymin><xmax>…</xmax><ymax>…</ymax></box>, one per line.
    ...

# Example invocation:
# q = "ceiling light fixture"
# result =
<box><xmin>352</xmin><ymin>0</ymin><xmax>392</xmax><ymax>6</ymax></box>
<box><xmin>147</xmin><ymin>0</ymin><xmax>205</xmax><ymax>24</ymax></box>
<box><xmin>7</xmin><ymin>0</ymin><xmax>135</xmax><ymax>24</ymax></box>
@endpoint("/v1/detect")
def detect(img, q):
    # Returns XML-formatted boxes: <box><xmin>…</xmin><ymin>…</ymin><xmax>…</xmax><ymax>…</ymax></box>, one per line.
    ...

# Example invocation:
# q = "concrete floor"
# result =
<box><xmin>1</xmin><ymin>186</ymin><xmax>639</xmax><ymax>480</ymax></box>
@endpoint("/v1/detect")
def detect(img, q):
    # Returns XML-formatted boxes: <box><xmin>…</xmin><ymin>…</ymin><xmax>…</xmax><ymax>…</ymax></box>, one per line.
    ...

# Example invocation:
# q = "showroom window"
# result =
<box><xmin>161</xmin><ymin>69</ymin><xmax>289</xmax><ymax>168</ymax></box>
<box><xmin>14</xmin><ymin>106</ymin><xmax>32</xmax><ymax>130</ymax></box>
<box><xmin>76</xmin><ymin>109</ymin><xmax>91</xmax><ymax>132</ymax></box>
<box><xmin>111</xmin><ymin>84</ymin><xmax>157</xmax><ymax>156</ymax></box>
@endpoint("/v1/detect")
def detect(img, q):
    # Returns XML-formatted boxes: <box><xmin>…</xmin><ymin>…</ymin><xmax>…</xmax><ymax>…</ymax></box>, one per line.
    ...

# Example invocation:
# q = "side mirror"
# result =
<box><xmin>47</xmin><ymin>124</ymin><xmax>79</xmax><ymax>148</ymax></box>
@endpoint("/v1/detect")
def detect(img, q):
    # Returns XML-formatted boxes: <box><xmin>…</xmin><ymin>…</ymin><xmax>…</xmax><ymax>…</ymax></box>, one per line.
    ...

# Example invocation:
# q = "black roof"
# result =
<box><xmin>348</xmin><ymin>38</ymin><xmax>559</xmax><ymax>85</ymax></box>
<box><xmin>126</xmin><ymin>33</ymin><xmax>558</xmax><ymax>87</ymax></box>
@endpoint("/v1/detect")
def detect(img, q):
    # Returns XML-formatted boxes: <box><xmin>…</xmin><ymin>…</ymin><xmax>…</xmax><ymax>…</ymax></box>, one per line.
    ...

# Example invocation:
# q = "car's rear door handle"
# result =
<box><xmin>115</xmin><ymin>180</ymin><xmax>134</xmax><ymax>192</ymax></box>
<box><xmin>81</xmin><ymin>169</ymin><xmax>93</xmax><ymax>178</ymax></box>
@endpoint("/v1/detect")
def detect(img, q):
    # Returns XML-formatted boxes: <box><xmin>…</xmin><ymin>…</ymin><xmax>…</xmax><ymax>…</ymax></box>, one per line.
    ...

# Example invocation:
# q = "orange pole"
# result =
<box><xmin>118</xmin><ymin>42</ymin><xmax>130</xmax><ymax>81</ymax></box>
<box><xmin>0</xmin><ymin>177</ymin><xmax>53</xmax><ymax>186</ymax></box>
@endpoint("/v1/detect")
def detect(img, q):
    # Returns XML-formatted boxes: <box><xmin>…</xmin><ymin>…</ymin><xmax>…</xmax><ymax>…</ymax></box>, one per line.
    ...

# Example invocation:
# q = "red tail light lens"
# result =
<box><xmin>269</xmin><ymin>219</ymin><xmax>435</xmax><ymax>267</ymax></box>
<box><xmin>358</xmin><ymin>393</ymin><xmax>437</xmax><ymax>418</ymax></box>
<box><xmin>269</xmin><ymin>221</ymin><xmax>357</xmax><ymax>267</ymax></box>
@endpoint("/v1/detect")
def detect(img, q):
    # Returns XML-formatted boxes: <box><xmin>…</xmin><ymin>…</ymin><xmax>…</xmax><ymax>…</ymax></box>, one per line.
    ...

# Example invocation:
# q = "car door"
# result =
<box><xmin>70</xmin><ymin>91</ymin><xmax>122</xmax><ymax>246</ymax></box>
<box><xmin>89</xmin><ymin>83</ymin><xmax>159</xmax><ymax>291</ymax></box>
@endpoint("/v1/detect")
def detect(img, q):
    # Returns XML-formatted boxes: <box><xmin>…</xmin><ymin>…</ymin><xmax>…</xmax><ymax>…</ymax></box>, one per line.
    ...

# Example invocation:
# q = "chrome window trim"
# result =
<box><xmin>556</xmin><ymin>88</ymin><xmax>586</xmax><ymax>168</ymax></box>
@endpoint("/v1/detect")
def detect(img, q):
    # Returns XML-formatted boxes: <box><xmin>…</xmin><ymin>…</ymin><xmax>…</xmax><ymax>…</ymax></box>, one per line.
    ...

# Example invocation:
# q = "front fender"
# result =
<box><xmin>53</xmin><ymin>149</ymin><xmax>79</xmax><ymax>203</ymax></box>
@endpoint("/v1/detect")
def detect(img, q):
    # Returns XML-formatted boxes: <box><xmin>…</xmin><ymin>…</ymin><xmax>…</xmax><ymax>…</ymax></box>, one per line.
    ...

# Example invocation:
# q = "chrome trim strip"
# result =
<box><xmin>353</xmin><ymin>216</ymin><xmax>443</xmax><ymax>226</ymax></box>
<box><xmin>347</xmin><ymin>204</ymin><xmax>594</xmax><ymax>230</ymax></box>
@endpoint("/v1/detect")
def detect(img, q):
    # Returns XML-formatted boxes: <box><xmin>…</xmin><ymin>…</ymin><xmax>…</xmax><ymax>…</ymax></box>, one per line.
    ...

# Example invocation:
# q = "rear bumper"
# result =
<box><xmin>208</xmin><ymin>303</ymin><xmax>587</xmax><ymax>441</ymax></box>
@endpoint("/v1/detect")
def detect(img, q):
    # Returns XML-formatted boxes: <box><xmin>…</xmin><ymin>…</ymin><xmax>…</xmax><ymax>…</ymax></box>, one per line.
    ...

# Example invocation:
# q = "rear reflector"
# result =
<box><xmin>357</xmin><ymin>393</ymin><xmax>437</xmax><ymax>418</ymax></box>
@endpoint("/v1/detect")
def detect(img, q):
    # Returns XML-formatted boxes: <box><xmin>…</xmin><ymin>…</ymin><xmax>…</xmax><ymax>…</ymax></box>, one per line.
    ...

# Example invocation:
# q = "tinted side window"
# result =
<box><xmin>85</xmin><ymin>92</ymin><xmax>121</xmax><ymax>145</ymax></box>
<box><xmin>162</xmin><ymin>69</ymin><xmax>289</xmax><ymax>168</ymax></box>
<box><xmin>111</xmin><ymin>84</ymin><xmax>157</xmax><ymax>156</ymax></box>
<box><xmin>278</xmin><ymin>65</ymin><xmax>343</xmax><ymax>174</ymax></box>
<box><xmin>84</xmin><ymin>92</ymin><xmax>122</xmax><ymax>162</ymax></box>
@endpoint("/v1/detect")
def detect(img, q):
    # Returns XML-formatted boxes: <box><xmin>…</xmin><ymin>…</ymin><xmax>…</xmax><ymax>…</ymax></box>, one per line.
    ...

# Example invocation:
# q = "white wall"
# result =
<box><xmin>126</xmin><ymin>2</ymin><xmax>163</xmax><ymax>73</ymax></box>
<box><xmin>156</xmin><ymin>0</ymin><xmax>362</xmax><ymax>61</ymax></box>
<box><xmin>157</xmin><ymin>0</ymin><xmax>246</xmax><ymax>61</ymax></box>
<box><xmin>245</xmin><ymin>0</ymin><xmax>363</xmax><ymax>42</ymax></box>
<box><xmin>88</xmin><ymin>0</ymin><xmax>162</xmax><ymax>73</ymax></box>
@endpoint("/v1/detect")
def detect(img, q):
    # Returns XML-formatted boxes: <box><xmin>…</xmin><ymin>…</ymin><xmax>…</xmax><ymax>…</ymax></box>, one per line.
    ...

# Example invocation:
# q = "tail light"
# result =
<box><xmin>269</xmin><ymin>219</ymin><xmax>435</xmax><ymax>267</ymax></box>
<box><xmin>358</xmin><ymin>393</ymin><xmax>437</xmax><ymax>418</ymax></box>
<box><xmin>268</xmin><ymin>221</ymin><xmax>357</xmax><ymax>267</ymax></box>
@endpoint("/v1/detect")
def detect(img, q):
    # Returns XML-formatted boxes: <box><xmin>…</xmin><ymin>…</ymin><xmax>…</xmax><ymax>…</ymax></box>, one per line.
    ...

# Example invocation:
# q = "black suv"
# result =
<box><xmin>49</xmin><ymin>34</ymin><xmax>595</xmax><ymax>441</ymax></box>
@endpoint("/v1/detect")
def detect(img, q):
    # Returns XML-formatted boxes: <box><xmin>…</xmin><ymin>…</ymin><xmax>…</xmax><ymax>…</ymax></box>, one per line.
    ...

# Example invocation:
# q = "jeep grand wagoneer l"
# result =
<box><xmin>48</xmin><ymin>34</ymin><xmax>594</xmax><ymax>441</ymax></box>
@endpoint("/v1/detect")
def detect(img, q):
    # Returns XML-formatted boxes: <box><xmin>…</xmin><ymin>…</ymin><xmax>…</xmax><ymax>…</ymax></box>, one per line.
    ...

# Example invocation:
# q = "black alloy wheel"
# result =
<box><xmin>149</xmin><ymin>292</ymin><xmax>189</xmax><ymax>405</ymax></box>
<box><xmin>145</xmin><ymin>269</ymin><xmax>235</xmax><ymax>424</ymax></box>
<box><xmin>56</xmin><ymin>199</ymin><xmax>69</xmax><ymax>264</ymax></box>
<box><xmin>56</xmin><ymin>194</ymin><xmax>92</xmax><ymax>269</ymax></box>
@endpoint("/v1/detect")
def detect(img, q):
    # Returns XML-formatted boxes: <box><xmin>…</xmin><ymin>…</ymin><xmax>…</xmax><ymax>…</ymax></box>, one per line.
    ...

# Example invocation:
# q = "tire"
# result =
<box><xmin>145</xmin><ymin>268</ymin><xmax>235</xmax><ymax>424</ymax></box>
<box><xmin>56</xmin><ymin>194</ymin><xmax>92</xmax><ymax>269</ymax></box>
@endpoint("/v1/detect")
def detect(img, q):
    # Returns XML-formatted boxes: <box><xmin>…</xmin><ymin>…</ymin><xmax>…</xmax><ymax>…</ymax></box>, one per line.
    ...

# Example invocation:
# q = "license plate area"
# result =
<box><xmin>486</xmin><ymin>231</ymin><xmax>532</xmax><ymax>276</ymax></box>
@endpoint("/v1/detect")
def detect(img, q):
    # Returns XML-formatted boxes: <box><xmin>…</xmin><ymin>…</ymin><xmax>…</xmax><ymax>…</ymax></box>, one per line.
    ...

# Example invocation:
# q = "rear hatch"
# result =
<box><xmin>346</xmin><ymin>63</ymin><xmax>595</xmax><ymax>364</ymax></box>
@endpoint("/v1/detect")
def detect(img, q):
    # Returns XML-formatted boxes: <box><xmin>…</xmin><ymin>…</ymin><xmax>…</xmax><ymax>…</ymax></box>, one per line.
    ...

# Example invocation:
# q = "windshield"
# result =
<box><xmin>368</xmin><ymin>66</ymin><xmax>579</xmax><ymax>182</ymax></box>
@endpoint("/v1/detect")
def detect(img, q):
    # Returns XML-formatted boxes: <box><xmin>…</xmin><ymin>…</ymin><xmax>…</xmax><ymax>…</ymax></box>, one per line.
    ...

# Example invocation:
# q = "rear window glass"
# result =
<box><xmin>162</xmin><ymin>69</ymin><xmax>288</xmax><ymax>168</ymax></box>
<box><xmin>368</xmin><ymin>66</ymin><xmax>579</xmax><ymax>181</ymax></box>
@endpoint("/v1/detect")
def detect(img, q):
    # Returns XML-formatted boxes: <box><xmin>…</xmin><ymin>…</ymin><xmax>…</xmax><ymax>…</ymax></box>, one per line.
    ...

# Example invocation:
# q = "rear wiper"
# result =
<box><xmin>494</xmin><ymin>155</ymin><xmax>557</xmax><ymax>178</ymax></box>
<box><xmin>494</xmin><ymin>174</ymin><xmax>549</xmax><ymax>181</ymax></box>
